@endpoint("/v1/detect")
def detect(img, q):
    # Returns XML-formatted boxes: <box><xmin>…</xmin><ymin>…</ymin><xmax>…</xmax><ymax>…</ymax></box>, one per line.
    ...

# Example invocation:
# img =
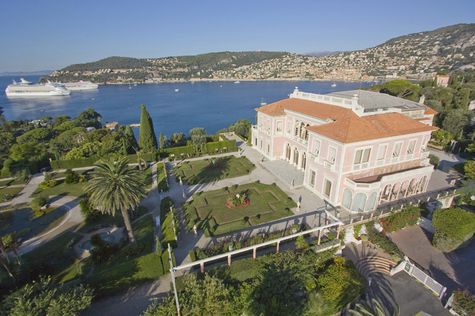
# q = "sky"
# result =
<box><xmin>1</xmin><ymin>0</ymin><xmax>475</xmax><ymax>72</ymax></box>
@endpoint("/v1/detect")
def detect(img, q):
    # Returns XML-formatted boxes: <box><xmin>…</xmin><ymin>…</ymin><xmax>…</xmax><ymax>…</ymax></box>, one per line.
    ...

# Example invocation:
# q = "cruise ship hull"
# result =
<box><xmin>5</xmin><ymin>79</ymin><xmax>71</xmax><ymax>97</ymax></box>
<box><xmin>61</xmin><ymin>81</ymin><xmax>98</xmax><ymax>91</ymax></box>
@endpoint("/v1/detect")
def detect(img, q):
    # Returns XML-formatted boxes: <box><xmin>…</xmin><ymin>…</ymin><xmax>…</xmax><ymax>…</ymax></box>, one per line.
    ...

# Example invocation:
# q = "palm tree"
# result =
<box><xmin>349</xmin><ymin>298</ymin><xmax>400</xmax><ymax>316</ymax></box>
<box><xmin>85</xmin><ymin>156</ymin><xmax>146</xmax><ymax>246</ymax></box>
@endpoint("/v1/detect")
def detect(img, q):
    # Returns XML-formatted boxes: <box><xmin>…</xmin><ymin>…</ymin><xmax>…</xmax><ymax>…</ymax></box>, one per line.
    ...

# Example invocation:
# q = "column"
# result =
<box><xmin>337</xmin><ymin>225</ymin><xmax>341</xmax><ymax>239</ymax></box>
<box><xmin>317</xmin><ymin>229</ymin><xmax>322</xmax><ymax>245</ymax></box>
<box><xmin>228</xmin><ymin>255</ymin><xmax>231</xmax><ymax>266</ymax></box>
<box><xmin>253</xmin><ymin>248</ymin><xmax>257</xmax><ymax>259</ymax></box>
<box><xmin>200</xmin><ymin>263</ymin><xmax>204</xmax><ymax>273</ymax></box>
<box><xmin>276</xmin><ymin>241</ymin><xmax>280</xmax><ymax>253</ymax></box>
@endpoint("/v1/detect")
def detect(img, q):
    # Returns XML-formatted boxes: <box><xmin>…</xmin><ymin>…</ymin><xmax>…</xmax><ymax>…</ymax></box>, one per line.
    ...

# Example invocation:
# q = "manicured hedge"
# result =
<box><xmin>50</xmin><ymin>152</ymin><xmax>156</xmax><ymax>170</ymax></box>
<box><xmin>189</xmin><ymin>250</ymin><xmax>196</xmax><ymax>262</ymax></box>
<box><xmin>162</xmin><ymin>140</ymin><xmax>238</xmax><ymax>160</ymax></box>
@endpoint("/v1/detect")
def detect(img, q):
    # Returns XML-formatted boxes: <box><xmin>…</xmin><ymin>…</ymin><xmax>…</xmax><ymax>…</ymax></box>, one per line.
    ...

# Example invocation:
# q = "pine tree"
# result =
<box><xmin>138</xmin><ymin>104</ymin><xmax>158</xmax><ymax>152</ymax></box>
<box><xmin>125</xmin><ymin>125</ymin><xmax>138</xmax><ymax>153</ymax></box>
<box><xmin>159</xmin><ymin>132</ymin><xmax>165</xmax><ymax>149</ymax></box>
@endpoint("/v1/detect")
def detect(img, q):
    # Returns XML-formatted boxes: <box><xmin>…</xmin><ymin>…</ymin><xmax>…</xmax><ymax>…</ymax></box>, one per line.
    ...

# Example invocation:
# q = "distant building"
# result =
<box><xmin>85</xmin><ymin>127</ymin><xmax>96</xmax><ymax>134</ymax></box>
<box><xmin>105</xmin><ymin>122</ymin><xmax>119</xmax><ymax>132</ymax></box>
<box><xmin>434</xmin><ymin>75</ymin><xmax>451</xmax><ymax>87</ymax></box>
<box><xmin>252</xmin><ymin>88</ymin><xmax>438</xmax><ymax>213</ymax></box>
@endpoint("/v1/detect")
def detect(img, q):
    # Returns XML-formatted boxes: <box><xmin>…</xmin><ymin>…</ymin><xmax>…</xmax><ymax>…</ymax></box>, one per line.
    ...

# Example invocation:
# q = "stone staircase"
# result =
<box><xmin>355</xmin><ymin>256</ymin><xmax>395</xmax><ymax>279</ymax></box>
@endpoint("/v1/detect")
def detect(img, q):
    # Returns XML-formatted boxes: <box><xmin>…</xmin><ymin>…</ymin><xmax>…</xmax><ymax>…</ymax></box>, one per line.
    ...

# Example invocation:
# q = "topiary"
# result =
<box><xmin>65</xmin><ymin>169</ymin><xmax>79</xmax><ymax>184</ymax></box>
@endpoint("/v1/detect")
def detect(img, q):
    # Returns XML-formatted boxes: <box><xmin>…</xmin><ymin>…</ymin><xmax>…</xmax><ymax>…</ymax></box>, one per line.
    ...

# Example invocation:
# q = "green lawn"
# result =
<box><xmin>174</xmin><ymin>156</ymin><xmax>255</xmax><ymax>185</ymax></box>
<box><xmin>183</xmin><ymin>181</ymin><xmax>296</xmax><ymax>237</ymax></box>
<box><xmin>75</xmin><ymin>205</ymin><xmax>149</xmax><ymax>234</ymax></box>
<box><xmin>30</xmin><ymin>179</ymin><xmax>87</xmax><ymax>199</ymax></box>
<box><xmin>0</xmin><ymin>186</ymin><xmax>25</xmax><ymax>201</ymax></box>
<box><xmin>0</xmin><ymin>178</ymin><xmax>26</xmax><ymax>186</ymax></box>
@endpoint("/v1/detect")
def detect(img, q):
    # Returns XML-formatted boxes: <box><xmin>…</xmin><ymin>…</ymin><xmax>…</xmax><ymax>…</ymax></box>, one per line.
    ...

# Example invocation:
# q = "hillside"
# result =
<box><xmin>42</xmin><ymin>23</ymin><xmax>475</xmax><ymax>83</ymax></box>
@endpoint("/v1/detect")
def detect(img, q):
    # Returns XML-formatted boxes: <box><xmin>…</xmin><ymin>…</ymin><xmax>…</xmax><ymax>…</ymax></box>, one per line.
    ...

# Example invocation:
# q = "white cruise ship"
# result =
<box><xmin>5</xmin><ymin>78</ymin><xmax>70</xmax><ymax>97</ymax></box>
<box><xmin>59</xmin><ymin>80</ymin><xmax>98</xmax><ymax>91</ymax></box>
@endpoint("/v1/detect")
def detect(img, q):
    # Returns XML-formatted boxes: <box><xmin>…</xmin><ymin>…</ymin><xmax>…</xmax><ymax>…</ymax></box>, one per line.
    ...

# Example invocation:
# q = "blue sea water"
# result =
<box><xmin>0</xmin><ymin>76</ymin><xmax>373</xmax><ymax>138</ymax></box>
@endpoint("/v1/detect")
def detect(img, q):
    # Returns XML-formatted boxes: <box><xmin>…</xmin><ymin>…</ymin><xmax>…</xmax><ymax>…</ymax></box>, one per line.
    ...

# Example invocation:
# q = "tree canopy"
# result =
<box><xmin>139</xmin><ymin>105</ymin><xmax>158</xmax><ymax>152</ymax></box>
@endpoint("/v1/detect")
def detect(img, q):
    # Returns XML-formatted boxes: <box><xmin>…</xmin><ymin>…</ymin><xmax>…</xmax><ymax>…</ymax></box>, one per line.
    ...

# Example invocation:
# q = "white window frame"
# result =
<box><xmin>267</xmin><ymin>119</ymin><xmax>271</xmax><ymax>131</ymax></box>
<box><xmin>309</xmin><ymin>170</ymin><xmax>316</xmax><ymax>186</ymax></box>
<box><xmin>392</xmin><ymin>141</ymin><xmax>402</xmax><ymax>157</ymax></box>
<box><xmin>276</xmin><ymin>120</ymin><xmax>283</xmax><ymax>132</ymax></box>
<box><xmin>406</xmin><ymin>138</ymin><xmax>417</xmax><ymax>155</ymax></box>
<box><xmin>287</xmin><ymin>121</ymin><xmax>291</xmax><ymax>133</ymax></box>
<box><xmin>353</xmin><ymin>146</ymin><xmax>371</xmax><ymax>170</ymax></box>
<box><xmin>313</xmin><ymin>139</ymin><xmax>321</xmax><ymax>156</ymax></box>
<box><xmin>266</xmin><ymin>141</ymin><xmax>270</xmax><ymax>154</ymax></box>
<box><xmin>323</xmin><ymin>177</ymin><xmax>333</xmax><ymax>198</ymax></box>
<box><xmin>377</xmin><ymin>144</ymin><xmax>388</xmax><ymax>166</ymax></box>
<box><xmin>328</xmin><ymin>146</ymin><xmax>337</xmax><ymax>164</ymax></box>
<box><xmin>259</xmin><ymin>137</ymin><xmax>263</xmax><ymax>149</ymax></box>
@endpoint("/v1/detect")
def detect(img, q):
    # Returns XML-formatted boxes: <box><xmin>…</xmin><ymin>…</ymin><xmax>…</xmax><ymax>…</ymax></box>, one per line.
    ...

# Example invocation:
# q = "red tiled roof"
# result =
<box><xmin>255</xmin><ymin>103</ymin><xmax>286</xmax><ymax>116</ymax></box>
<box><xmin>306</xmin><ymin>112</ymin><xmax>438</xmax><ymax>143</ymax></box>
<box><xmin>256</xmin><ymin>98</ymin><xmax>352</xmax><ymax>120</ymax></box>
<box><xmin>425</xmin><ymin>108</ymin><xmax>438</xmax><ymax>115</ymax></box>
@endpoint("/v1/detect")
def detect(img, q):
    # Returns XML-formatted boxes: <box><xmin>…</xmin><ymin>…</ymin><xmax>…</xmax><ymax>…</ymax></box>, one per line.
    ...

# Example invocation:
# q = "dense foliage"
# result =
<box><xmin>142</xmin><ymin>249</ymin><xmax>364</xmax><ymax>316</ymax></box>
<box><xmin>365</xmin><ymin>223</ymin><xmax>405</xmax><ymax>258</ymax></box>
<box><xmin>379</xmin><ymin>205</ymin><xmax>421</xmax><ymax>233</ymax></box>
<box><xmin>432</xmin><ymin>207</ymin><xmax>475</xmax><ymax>252</ymax></box>
<box><xmin>452</xmin><ymin>290</ymin><xmax>475</xmax><ymax>315</ymax></box>
<box><xmin>0</xmin><ymin>277</ymin><xmax>93</xmax><ymax>316</ymax></box>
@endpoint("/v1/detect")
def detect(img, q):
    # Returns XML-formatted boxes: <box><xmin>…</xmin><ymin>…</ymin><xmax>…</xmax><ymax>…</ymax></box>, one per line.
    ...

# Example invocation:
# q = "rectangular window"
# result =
<box><xmin>310</xmin><ymin>171</ymin><xmax>316</xmax><ymax>186</ymax></box>
<box><xmin>377</xmin><ymin>145</ymin><xmax>387</xmax><ymax>161</ymax></box>
<box><xmin>324</xmin><ymin>179</ymin><xmax>332</xmax><ymax>197</ymax></box>
<box><xmin>267</xmin><ymin>119</ymin><xmax>271</xmax><ymax>131</ymax></box>
<box><xmin>392</xmin><ymin>143</ymin><xmax>401</xmax><ymax>157</ymax></box>
<box><xmin>354</xmin><ymin>148</ymin><xmax>371</xmax><ymax>165</ymax></box>
<box><xmin>254</xmin><ymin>138</ymin><xmax>257</xmax><ymax>146</ymax></box>
<box><xmin>287</xmin><ymin>122</ymin><xmax>291</xmax><ymax>133</ymax></box>
<box><xmin>267</xmin><ymin>142</ymin><xmax>270</xmax><ymax>154</ymax></box>
<box><xmin>277</xmin><ymin>121</ymin><xmax>282</xmax><ymax>132</ymax></box>
<box><xmin>260</xmin><ymin>139</ymin><xmax>263</xmax><ymax>149</ymax></box>
<box><xmin>407</xmin><ymin>140</ymin><xmax>416</xmax><ymax>154</ymax></box>
<box><xmin>313</xmin><ymin>140</ymin><xmax>320</xmax><ymax>156</ymax></box>
<box><xmin>329</xmin><ymin>147</ymin><xmax>336</xmax><ymax>164</ymax></box>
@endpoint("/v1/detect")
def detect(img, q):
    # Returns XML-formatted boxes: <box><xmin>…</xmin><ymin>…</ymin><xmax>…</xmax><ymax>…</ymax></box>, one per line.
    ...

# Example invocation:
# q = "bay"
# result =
<box><xmin>0</xmin><ymin>76</ymin><xmax>373</xmax><ymax>138</ymax></box>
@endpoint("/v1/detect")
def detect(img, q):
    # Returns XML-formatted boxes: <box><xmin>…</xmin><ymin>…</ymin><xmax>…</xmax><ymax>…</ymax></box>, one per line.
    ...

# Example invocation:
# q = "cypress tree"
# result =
<box><xmin>159</xmin><ymin>132</ymin><xmax>165</xmax><ymax>149</ymax></box>
<box><xmin>125</xmin><ymin>125</ymin><xmax>138</xmax><ymax>153</ymax></box>
<box><xmin>138</xmin><ymin>105</ymin><xmax>158</xmax><ymax>152</ymax></box>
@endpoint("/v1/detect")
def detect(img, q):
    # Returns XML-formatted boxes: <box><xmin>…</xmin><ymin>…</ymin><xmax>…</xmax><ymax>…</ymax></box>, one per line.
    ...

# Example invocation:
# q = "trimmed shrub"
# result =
<box><xmin>429</xmin><ymin>154</ymin><xmax>440</xmax><ymax>167</ymax></box>
<box><xmin>432</xmin><ymin>207</ymin><xmax>475</xmax><ymax>252</ymax></box>
<box><xmin>189</xmin><ymin>250</ymin><xmax>196</xmax><ymax>262</ymax></box>
<box><xmin>365</xmin><ymin>226</ymin><xmax>404</xmax><ymax>258</ymax></box>
<box><xmin>379</xmin><ymin>205</ymin><xmax>421</xmax><ymax>233</ymax></box>
<box><xmin>65</xmin><ymin>169</ymin><xmax>80</xmax><ymax>184</ymax></box>
<box><xmin>39</xmin><ymin>179</ymin><xmax>57</xmax><ymax>189</ymax></box>
<box><xmin>31</xmin><ymin>196</ymin><xmax>48</xmax><ymax>211</ymax></box>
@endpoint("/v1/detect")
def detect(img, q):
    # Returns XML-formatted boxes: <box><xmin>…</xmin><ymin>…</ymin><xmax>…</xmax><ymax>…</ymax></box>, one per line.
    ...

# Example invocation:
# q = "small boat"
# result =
<box><xmin>331</xmin><ymin>83</ymin><xmax>337</xmax><ymax>87</ymax></box>
<box><xmin>234</xmin><ymin>81</ymin><xmax>240</xmax><ymax>84</ymax></box>
<box><xmin>134</xmin><ymin>83</ymin><xmax>137</xmax><ymax>87</ymax></box>
<box><xmin>260</xmin><ymin>97</ymin><xmax>267</xmax><ymax>106</ymax></box>
<box><xmin>175</xmin><ymin>89</ymin><xmax>179</xmax><ymax>92</ymax></box>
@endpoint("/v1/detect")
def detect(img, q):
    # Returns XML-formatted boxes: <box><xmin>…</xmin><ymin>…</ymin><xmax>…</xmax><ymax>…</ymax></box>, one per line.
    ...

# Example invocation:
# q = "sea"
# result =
<box><xmin>0</xmin><ymin>76</ymin><xmax>374</xmax><ymax>139</ymax></box>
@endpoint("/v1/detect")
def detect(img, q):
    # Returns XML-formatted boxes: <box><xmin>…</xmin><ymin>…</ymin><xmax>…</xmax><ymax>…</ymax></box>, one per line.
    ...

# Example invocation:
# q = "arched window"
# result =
<box><xmin>300</xmin><ymin>122</ymin><xmax>306</xmax><ymax>138</ymax></box>
<box><xmin>301</xmin><ymin>152</ymin><xmax>307</xmax><ymax>170</ymax></box>
<box><xmin>305</xmin><ymin>124</ymin><xmax>310</xmax><ymax>140</ymax></box>
<box><xmin>351</xmin><ymin>193</ymin><xmax>367</xmax><ymax>213</ymax></box>
<box><xmin>342</xmin><ymin>188</ymin><xmax>352</xmax><ymax>209</ymax></box>
<box><xmin>293</xmin><ymin>148</ymin><xmax>299</xmax><ymax>165</ymax></box>
<box><xmin>366</xmin><ymin>192</ymin><xmax>377</xmax><ymax>211</ymax></box>
<box><xmin>294</xmin><ymin>120</ymin><xmax>299</xmax><ymax>137</ymax></box>
<box><xmin>286</xmin><ymin>144</ymin><xmax>291</xmax><ymax>160</ymax></box>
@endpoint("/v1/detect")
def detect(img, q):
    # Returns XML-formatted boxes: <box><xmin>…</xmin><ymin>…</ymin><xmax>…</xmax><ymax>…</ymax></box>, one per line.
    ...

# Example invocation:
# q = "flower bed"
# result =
<box><xmin>205</xmin><ymin>165</ymin><xmax>223</xmax><ymax>171</ymax></box>
<box><xmin>226</xmin><ymin>199</ymin><xmax>249</xmax><ymax>209</ymax></box>
<box><xmin>380</xmin><ymin>205</ymin><xmax>421</xmax><ymax>233</ymax></box>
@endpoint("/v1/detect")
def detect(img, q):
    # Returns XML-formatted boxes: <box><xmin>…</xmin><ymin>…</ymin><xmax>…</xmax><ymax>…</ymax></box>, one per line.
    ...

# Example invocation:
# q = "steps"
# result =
<box><xmin>355</xmin><ymin>256</ymin><xmax>395</xmax><ymax>279</ymax></box>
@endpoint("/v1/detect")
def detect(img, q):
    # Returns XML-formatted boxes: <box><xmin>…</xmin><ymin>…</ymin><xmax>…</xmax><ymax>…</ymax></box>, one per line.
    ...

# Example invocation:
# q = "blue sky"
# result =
<box><xmin>1</xmin><ymin>0</ymin><xmax>474</xmax><ymax>72</ymax></box>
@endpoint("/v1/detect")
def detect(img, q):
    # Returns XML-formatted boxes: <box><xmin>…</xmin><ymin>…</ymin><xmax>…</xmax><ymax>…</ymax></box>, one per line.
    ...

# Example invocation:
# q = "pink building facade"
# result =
<box><xmin>252</xmin><ymin>88</ymin><xmax>438</xmax><ymax>213</ymax></box>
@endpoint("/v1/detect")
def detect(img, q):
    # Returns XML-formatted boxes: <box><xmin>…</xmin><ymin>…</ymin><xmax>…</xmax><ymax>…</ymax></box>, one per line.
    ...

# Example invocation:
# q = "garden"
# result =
<box><xmin>173</xmin><ymin>156</ymin><xmax>255</xmax><ymax>185</ymax></box>
<box><xmin>183</xmin><ymin>181</ymin><xmax>297</xmax><ymax>237</ymax></box>
<box><xmin>143</xmin><ymin>248</ymin><xmax>365</xmax><ymax>316</ymax></box>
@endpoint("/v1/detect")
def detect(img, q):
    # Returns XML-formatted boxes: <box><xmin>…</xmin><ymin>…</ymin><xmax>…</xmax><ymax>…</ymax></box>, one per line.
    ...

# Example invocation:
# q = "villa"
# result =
<box><xmin>252</xmin><ymin>88</ymin><xmax>438</xmax><ymax>213</ymax></box>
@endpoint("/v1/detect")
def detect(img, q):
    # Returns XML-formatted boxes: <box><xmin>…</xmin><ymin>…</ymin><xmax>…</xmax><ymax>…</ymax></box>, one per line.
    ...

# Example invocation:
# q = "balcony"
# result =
<box><xmin>324</xmin><ymin>160</ymin><xmax>335</xmax><ymax>171</ymax></box>
<box><xmin>345</xmin><ymin>165</ymin><xmax>434</xmax><ymax>191</ymax></box>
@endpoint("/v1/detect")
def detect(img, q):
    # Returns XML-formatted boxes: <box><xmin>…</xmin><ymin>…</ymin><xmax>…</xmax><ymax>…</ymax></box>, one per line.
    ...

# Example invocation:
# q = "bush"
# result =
<box><xmin>31</xmin><ymin>196</ymin><xmax>48</xmax><ymax>211</ymax></box>
<box><xmin>366</xmin><ymin>224</ymin><xmax>404</xmax><ymax>258</ymax></box>
<box><xmin>79</xmin><ymin>197</ymin><xmax>102</xmax><ymax>222</ymax></box>
<box><xmin>429</xmin><ymin>154</ymin><xmax>440</xmax><ymax>167</ymax></box>
<box><xmin>39</xmin><ymin>179</ymin><xmax>57</xmax><ymax>189</ymax></box>
<box><xmin>353</xmin><ymin>224</ymin><xmax>362</xmax><ymax>238</ymax></box>
<box><xmin>379</xmin><ymin>205</ymin><xmax>421</xmax><ymax>233</ymax></box>
<box><xmin>65</xmin><ymin>169</ymin><xmax>80</xmax><ymax>184</ymax></box>
<box><xmin>3</xmin><ymin>194</ymin><xmax>12</xmax><ymax>201</ymax></box>
<box><xmin>17</xmin><ymin>228</ymin><xmax>31</xmax><ymax>237</ymax></box>
<box><xmin>327</xmin><ymin>232</ymin><xmax>336</xmax><ymax>240</ymax></box>
<box><xmin>432</xmin><ymin>207</ymin><xmax>475</xmax><ymax>252</ymax></box>
<box><xmin>189</xmin><ymin>250</ymin><xmax>196</xmax><ymax>262</ymax></box>
<box><xmin>295</xmin><ymin>235</ymin><xmax>309</xmax><ymax>249</ymax></box>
